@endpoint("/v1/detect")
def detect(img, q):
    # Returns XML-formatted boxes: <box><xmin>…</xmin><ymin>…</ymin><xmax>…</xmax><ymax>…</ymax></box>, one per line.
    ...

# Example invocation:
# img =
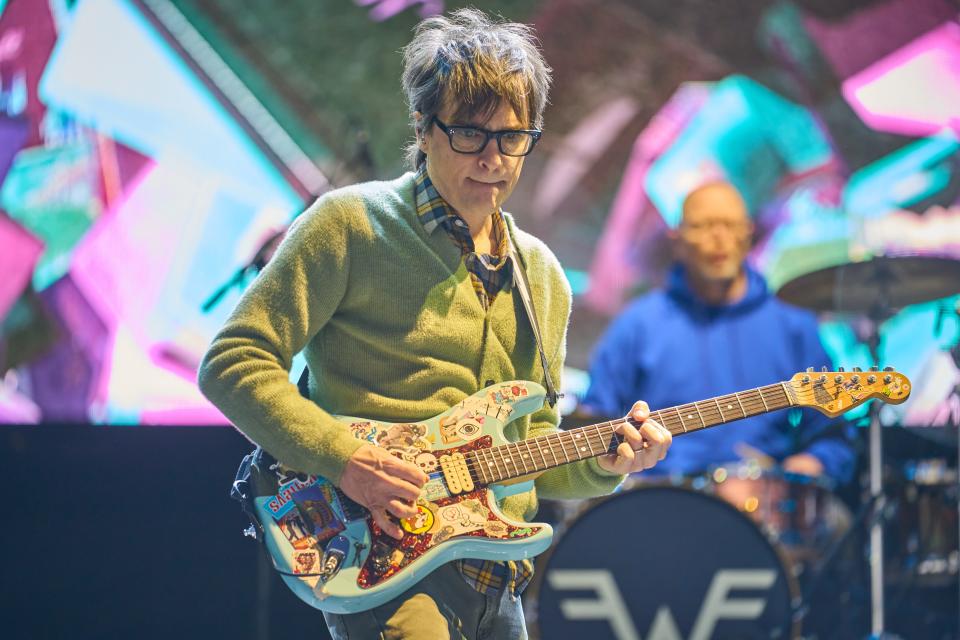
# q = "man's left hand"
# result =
<box><xmin>597</xmin><ymin>400</ymin><xmax>672</xmax><ymax>474</ymax></box>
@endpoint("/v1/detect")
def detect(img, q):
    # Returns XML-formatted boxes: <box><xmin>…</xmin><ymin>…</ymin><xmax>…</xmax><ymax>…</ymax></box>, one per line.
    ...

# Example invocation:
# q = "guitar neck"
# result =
<box><xmin>470</xmin><ymin>382</ymin><xmax>796</xmax><ymax>485</ymax></box>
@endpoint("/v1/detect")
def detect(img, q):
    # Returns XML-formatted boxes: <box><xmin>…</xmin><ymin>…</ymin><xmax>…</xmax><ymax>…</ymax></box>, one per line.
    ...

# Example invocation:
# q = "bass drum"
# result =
<box><xmin>535</xmin><ymin>487</ymin><xmax>800</xmax><ymax>640</ymax></box>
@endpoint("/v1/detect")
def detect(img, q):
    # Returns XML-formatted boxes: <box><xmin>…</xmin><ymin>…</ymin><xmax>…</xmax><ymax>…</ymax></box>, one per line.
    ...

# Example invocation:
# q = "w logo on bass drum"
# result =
<box><xmin>536</xmin><ymin>487</ymin><xmax>801</xmax><ymax>639</ymax></box>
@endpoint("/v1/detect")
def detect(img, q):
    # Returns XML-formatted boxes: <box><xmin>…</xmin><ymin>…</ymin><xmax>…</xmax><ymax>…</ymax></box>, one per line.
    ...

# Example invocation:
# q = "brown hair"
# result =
<box><xmin>400</xmin><ymin>8</ymin><xmax>552</xmax><ymax>167</ymax></box>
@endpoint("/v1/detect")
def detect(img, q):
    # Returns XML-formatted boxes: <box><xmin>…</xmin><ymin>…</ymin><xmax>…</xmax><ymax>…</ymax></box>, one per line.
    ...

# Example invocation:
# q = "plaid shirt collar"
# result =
<box><xmin>414</xmin><ymin>166</ymin><xmax>514</xmax><ymax>301</ymax></box>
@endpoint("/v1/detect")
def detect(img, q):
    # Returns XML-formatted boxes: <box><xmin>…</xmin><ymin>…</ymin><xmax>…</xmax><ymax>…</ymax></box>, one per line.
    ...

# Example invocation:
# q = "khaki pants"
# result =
<box><xmin>322</xmin><ymin>562</ymin><xmax>527</xmax><ymax>640</ymax></box>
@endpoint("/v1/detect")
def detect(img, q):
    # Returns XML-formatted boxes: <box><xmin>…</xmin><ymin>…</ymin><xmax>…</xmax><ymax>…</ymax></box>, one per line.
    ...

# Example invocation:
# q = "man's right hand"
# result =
<box><xmin>339</xmin><ymin>444</ymin><xmax>429</xmax><ymax>540</ymax></box>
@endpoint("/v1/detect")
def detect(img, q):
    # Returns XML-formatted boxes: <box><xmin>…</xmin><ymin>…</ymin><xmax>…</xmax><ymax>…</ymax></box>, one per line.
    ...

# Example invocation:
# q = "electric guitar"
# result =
<box><xmin>245</xmin><ymin>368</ymin><xmax>910</xmax><ymax>614</ymax></box>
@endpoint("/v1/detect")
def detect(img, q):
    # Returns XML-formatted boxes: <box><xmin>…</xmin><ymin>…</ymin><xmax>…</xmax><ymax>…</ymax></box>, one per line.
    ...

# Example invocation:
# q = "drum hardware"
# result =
<box><xmin>946</xmin><ymin>299</ymin><xmax>960</xmax><ymax>636</ymax></box>
<box><xmin>792</xmin><ymin>481</ymin><xmax>896</xmax><ymax>637</ymax></box>
<box><xmin>705</xmin><ymin>461</ymin><xmax>851</xmax><ymax>571</ymax></box>
<box><xmin>888</xmin><ymin>461</ymin><xmax>959</xmax><ymax>585</ymax></box>
<box><xmin>778</xmin><ymin>254</ymin><xmax>960</xmax><ymax>638</ymax></box>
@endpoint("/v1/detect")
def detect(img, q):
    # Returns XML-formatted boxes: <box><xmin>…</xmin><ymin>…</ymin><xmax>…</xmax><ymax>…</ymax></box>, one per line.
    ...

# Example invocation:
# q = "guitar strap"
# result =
<box><xmin>508</xmin><ymin>241</ymin><xmax>562</xmax><ymax>408</ymax></box>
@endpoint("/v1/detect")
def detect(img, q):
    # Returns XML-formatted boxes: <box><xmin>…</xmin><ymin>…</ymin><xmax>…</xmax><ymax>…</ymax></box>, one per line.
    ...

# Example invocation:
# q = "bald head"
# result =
<box><xmin>673</xmin><ymin>181</ymin><xmax>754</xmax><ymax>302</ymax></box>
<box><xmin>680</xmin><ymin>181</ymin><xmax>750</xmax><ymax>227</ymax></box>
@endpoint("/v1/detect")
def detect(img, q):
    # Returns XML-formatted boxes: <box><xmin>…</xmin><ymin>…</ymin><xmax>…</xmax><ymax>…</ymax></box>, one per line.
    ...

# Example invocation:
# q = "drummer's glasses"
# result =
<box><xmin>432</xmin><ymin>116</ymin><xmax>542</xmax><ymax>157</ymax></box>
<box><xmin>680</xmin><ymin>219</ymin><xmax>751</xmax><ymax>236</ymax></box>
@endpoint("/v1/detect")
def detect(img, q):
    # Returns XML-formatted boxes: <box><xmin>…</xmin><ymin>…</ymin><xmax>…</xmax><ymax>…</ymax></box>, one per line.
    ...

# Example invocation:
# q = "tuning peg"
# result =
<box><xmin>870</xmin><ymin>366</ymin><xmax>880</xmax><ymax>372</ymax></box>
<box><xmin>806</xmin><ymin>367</ymin><xmax>815</xmax><ymax>373</ymax></box>
<box><xmin>834</xmin><ymin>374</ymin><xmax>843</xmax><ymax>383</ymax></box>
<box><xmin>883</xmin><ymin>366</ymin><xmax>894</xmax><ymax>371</ymax></box>
<box><xmin>838</xmin><ymin>367</ymin><xmax>845</xmax><ymax>372</ymax></box>
<box><xmin>853</xmin><ymin>367</ymin><xmax>862</xmax><ymax>372</ymax></box>
<box><xmin>884</xmin><ymin>375</ymin><xmax>893</xmax><ymax>384</ymax></box>
<box><xmin>851</xmin><ymin>374</ymin><xmax>861</xmax><ymax>384</ymax></box>
<box><xmin>821</xmin><ymin>366</ymin><xmax>828</xmax><ymax>372</ymax></box>
<box><xmin>868</xmin><ymin>374</ymin><xmax>877</xmax><ymax>384</ymax></box>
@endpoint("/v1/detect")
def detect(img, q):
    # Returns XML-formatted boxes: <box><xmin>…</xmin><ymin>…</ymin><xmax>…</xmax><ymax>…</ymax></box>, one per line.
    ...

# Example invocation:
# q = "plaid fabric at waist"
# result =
<box><xmin>457</xmin><ymin>558</ymin><xmax>534</xmax><ymax>599</ymax></box>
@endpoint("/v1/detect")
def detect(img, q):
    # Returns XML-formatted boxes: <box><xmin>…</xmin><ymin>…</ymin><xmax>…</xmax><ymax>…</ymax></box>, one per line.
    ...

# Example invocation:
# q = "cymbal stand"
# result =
<box><xmin>794</xmin><ymin>300</ymin><xmax>895</xmax><ymax>637</ymax></box>
<box><xmin>861</xmin><ymin>274</ymin><xmax>894</xmax><ymax>639</ymax></box>
<box><xmin>865</xmin><ymin>347</ymin><xmax>886</xmax><ymax>638</ymax></box>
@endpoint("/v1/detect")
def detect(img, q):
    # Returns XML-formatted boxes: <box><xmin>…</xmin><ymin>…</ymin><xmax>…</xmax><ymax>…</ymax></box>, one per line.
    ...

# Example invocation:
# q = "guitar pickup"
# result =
<box><xmin>439</xmin><ymin>452</ymin><xmax>474</xmax><ymax>494</ymax></box>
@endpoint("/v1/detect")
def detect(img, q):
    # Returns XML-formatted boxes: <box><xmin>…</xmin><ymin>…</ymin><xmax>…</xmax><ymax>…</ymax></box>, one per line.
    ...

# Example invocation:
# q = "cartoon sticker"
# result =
<box><xmin>267</xmin><ymin>476</ymin><xmax>317</xmax><ymax>519</ymax></box>
<box><xmin>433</xmin><ymin>499</ymin><xmax>490</xmax><ymax>535</ymax></box>
<box><xmin>293</xmin><ymin>485</ymin><xmax>345</xmax><ymax>543</ymax></box>
<box><xmin>487</xmin><ymin>383</ymin><xmax>529</xmax><ymax>406</ymax></box>
<box><xmin>376</xmin><ymin>423</ymin><xmax>430</xmax><ymax>462</ymax></box>
<box><xmin>456</xmin><ymin>419</ymin><xmax>483</xmax><ymax>440</ymax></box>
<box><xmin>483</xmin><ymin>520</ymin><xmax>509</xmax><ymax>538</ymax></box>
<box><xmin>292</xmin><ymin>549</ymin><xmax>320</xmax><ymax>575</ymax></box>
<box><xmin>415</xmin><ymin>452</ymin><xmax>439</xmax><ymax>473</ymax></box>
<box><xmin>278</xmin><ymin>510</ymin><xmax>317</xmax><ymax>550</ymax></box>
<box><xmin>350</xmin><ymin>421</ymin><xmax>379</xmax><ymax>443</ymax></box>
<box><xmin>433</xmin><ymin>525</ymin><xmax>456</xmax><ymax>544</ymax></box>
<box><xmin>421</xmin><ymin>478</ymin><xmax>450</xmax><ymax>502</ymax></box>
<box><xmin>439</xmin><ymin>415</ymin><xmax>462</xmax><ymax>444</ymax></box>
<box><xmin>401</xmin><ymin>504</ymin><xmax>436</xmax><ymax>535</ymax></box>
<box><xmin>461</xmin><ymin>395</ymin><xmax>515</xmax><ymax>422</ymax></box>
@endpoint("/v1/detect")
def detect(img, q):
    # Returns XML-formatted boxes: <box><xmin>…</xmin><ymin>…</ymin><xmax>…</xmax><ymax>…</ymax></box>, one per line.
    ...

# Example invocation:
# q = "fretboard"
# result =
<box><xmin>468</xmin><ymin>382</ymin><xmax>795</xmax><ymax>485</ymax></box>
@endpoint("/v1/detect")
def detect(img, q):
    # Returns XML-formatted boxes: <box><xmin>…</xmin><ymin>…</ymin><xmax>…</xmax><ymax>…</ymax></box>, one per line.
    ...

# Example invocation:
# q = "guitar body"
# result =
<box><xmin>253</xmin><ymin>380</ymin><xmax>554</xmax><ymax>614</ymax></box>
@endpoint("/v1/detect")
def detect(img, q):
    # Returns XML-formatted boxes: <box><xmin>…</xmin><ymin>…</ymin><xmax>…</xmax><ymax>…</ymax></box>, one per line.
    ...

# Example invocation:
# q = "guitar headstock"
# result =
<box><xmin>788</xmin><ymin>368</ymin><xmax>911</xmax><ymax>417</ymax></box>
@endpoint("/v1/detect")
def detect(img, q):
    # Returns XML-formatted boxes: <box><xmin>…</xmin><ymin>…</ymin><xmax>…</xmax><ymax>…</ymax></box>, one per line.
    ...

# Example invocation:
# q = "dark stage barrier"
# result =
<box><xmin>1</xmin><ymin>425</ymin><xmax>332</xmax><ymax>640</ymax></box>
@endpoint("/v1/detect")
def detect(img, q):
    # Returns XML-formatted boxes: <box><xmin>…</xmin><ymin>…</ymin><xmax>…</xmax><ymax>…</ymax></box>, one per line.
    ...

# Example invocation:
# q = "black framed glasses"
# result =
<box><xmin>432</xmin><ymin>116</ymin><xmax>542</xmax><ymax>157</ymax></box>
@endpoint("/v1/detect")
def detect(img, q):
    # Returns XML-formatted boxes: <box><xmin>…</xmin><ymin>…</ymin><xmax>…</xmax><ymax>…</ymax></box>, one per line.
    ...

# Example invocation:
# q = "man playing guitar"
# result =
<box><xmin>198</xmin><ymin>8</ymin><xmax>672</xmax><ymax>639</ymax></box>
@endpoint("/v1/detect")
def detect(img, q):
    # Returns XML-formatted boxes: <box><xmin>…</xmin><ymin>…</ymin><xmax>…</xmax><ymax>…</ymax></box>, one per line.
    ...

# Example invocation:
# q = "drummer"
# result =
<box><xmin>581</xmin><ymin>180</ymin><xmax>855</xmax><ymax>486</ymax></box>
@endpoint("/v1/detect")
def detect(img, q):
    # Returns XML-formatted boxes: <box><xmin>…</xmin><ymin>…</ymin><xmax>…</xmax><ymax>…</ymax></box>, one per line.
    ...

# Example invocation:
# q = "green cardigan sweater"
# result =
<box><xmin>197</xmin><ymin>172</ymin><xmax>624</xmax><ymax>523</ymax></box>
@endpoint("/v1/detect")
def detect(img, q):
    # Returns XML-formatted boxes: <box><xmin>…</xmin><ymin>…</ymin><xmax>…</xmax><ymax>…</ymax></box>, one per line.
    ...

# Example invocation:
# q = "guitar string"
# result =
<box><xmin>330</xmin><ymin>388</ymin><xmax>801</xmax><ymax>508</ymax></box>
<box><xmin>455</xmin><ymin>382</ymin><xmax>885</xmax><ymax>480</ymax></box>
<box><xmin>458</xmin><ymin>387</ymin><xmax>840</xmax><ymax>477</ymax></box>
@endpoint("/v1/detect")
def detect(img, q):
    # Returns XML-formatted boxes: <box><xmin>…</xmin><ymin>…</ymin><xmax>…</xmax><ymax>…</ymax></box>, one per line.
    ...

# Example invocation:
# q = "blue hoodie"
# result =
<box><xmin>582</xmin><ymin>264</ymin><xmax>855</xmax><ymax>484</ymax></box>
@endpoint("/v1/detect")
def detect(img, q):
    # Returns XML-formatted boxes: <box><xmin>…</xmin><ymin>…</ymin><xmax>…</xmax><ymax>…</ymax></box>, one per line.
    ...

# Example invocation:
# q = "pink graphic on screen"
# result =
<box><xmin>0</xmin><ymin>213</ymin><xmax>43</xmax><ymax>319</ymax></box>
<box><xmin>582</xmin><ymin>84</ymin><xmax>711</xmax><ymax>314</ymax></box>
<box><xmin>802</xmin><ymin>0</ymin><xmax>954</xmax><ymax>80</ymax></box>
<box><xmin>843</xmin><ymin>22</ymin><xmax>960</xmax><ymax>138</ymax></box>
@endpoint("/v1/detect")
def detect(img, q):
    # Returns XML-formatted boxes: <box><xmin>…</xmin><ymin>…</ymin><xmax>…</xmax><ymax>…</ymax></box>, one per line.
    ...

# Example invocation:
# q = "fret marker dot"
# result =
<box><xmin>727</xmin><ymin>405</ymin><xmax>733</xmax><ymax>410</ymax></box>
<box><xmin>687</xmin><ymin>415</ymin><xmax>693</xmax><ymax>419</ymax></box>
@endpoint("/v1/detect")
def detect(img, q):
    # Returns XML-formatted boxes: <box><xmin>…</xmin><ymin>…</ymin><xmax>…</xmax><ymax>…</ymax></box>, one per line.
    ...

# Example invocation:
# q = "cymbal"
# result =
<box><xmin>776</xmin><ymin>254</ymin><xmax>960</xmax><ymax>315</ymax></box>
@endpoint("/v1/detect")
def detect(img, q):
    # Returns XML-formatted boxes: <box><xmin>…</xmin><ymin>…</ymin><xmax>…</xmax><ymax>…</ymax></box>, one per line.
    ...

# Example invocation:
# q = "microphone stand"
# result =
<box><xmin>201</xmin><ymin>228</ymin><xmax>287</xmax><ymax>313</ymax></box>
<box><xmin>201</xmin><ymin>226</ymin><xmax>287</xmax><ymax>640</ymax></box>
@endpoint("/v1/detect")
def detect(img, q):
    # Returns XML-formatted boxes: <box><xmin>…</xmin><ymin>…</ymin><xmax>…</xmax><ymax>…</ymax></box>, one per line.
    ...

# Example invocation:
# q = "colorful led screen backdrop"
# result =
<box><xmin>2</xmin><ymin>0</ymin><xmax>958</xmax><ymax>426</ymax></box>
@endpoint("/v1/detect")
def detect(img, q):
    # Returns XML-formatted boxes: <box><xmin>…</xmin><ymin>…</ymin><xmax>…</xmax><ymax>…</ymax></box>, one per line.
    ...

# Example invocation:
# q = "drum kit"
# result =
<box><xmin>530</xmin><ymin>254</ymin><xmax>960</xmax><ymax>640</ymax></box>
